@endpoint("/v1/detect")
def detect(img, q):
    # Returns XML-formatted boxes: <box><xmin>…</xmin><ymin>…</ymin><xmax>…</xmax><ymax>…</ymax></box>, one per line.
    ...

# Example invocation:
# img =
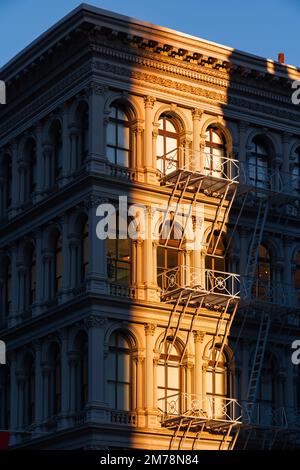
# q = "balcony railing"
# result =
<box><xmin>239</xmin><ymin>162</ymin><xmax>300</xmax><ymax>197</ymax></box>
<box><xmin>107</xmin><ymin>163</ymin><xmax>135</xmax><ymax>181</ymax></box>
<box><xmin>110</xmin><ymin>410</ymin><xmax>137</xmax><ymax>426</ymax></box>
<box><xmin>158</xmin><ymin>266</ymin><xmax>240</xmax><ymax>299</ymax></box>
<box><xmin>242</xmin><ymin>402</ymin><xmax>288</xmax><ymax>428</ymax></box>
<box><xmin>241</xmin><ymin>277</ymin><xmax>300</xmax><ymax>309</ymax></box>
<box><xmin>109</xmin><ymin>283</ymin><xmax>136</xmax><ymax>299</ymax></box>
<box><xmin>158</xmin><ymin>393</ymin><xmax>243</xmax><ymax>424</ymax></box>
<box><xmin>159</xmin><ymin>148</ymin><xmax>239</xmax><ymax>183</ymax></box>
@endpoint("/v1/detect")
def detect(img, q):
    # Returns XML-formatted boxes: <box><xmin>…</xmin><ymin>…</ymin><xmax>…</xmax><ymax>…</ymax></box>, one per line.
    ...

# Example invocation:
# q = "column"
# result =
<box><xmin>9</xmin><ymin>352</ymin><xmax>18</xmax><ymax>442</ymax></box>
<box><xmin>135</xmin><ymin>354</ymin><xmax>145</xmax><ymax>411</ymax></box>
<box><xmin>61</xmin><ymin>104</ymin><xmax>71</xmax><ymax>185</ymax></box>
<box><xmin>133</xmin><ymin>122</ymin><xmax>144</xmax><ymax>180</ymax></box>
<box><xmin>8</xmin><ymin>243</ymin><xmax>18</xmax><ymax>327</ymax></box>
<box><xmin>68</xmin><ymin>125</ymin><xmax>79</xmax><ymax>174</ymax></box>
<box><xmin>33</xmin><ymin>341</ymin><xmax>43</xmax><ymax>433</ymax></box>
<box><xmin>34</xmin><ymin>123</ymin><xmax>44</xmax><ymax>202</ymax></box>
<box><xmin>143</xmin><ymin>96</ymin><xmax>156</xmax><ymax>183</ymax></box>
<box><xmin>9</xmin><ymin>140</ymin><xmax>19</xmax><ymax>218</ymax></box>
<box><xmin>238</xmin><ymin>121</ymin><xmax>248</xmax><ymax>165</ymax></box>
<box><xmin>142</xmin><ymin>208</ymin><xmax>158</xmax><ymax>301</ymax></box>
<box><xmin>60</xmin><ymin>329</ymin><xmax>70</xmax><ymax>428</ymax></box>
<box><xmin>285</xmin><ymin>346</ymin><xmax>295</xmax><ymax>422</ymax></box>
<box><xmin>193</xmin><ymin>331</ymin><xmax>205</xmax><ymax>399</ymax></box>
<box><xmin>42</xmin><ymin>365</ymin><xmax>50</xmax><ymax>420</ymax></box>
<box><xmin>86</xmin><ymin>198</ymin><xmax>107</xmax><ymax>295</ymax></box>
<box><xmin>85</xmin><ymin>316</ymin><xmax>107</xmax><ymax>422</ymax></box>
<box><xmin>144</xmin><ymin>323</ymin><xmax>157</xmax><ymax>425</ymax></box>
<box><xmin>87</xmin><ymin>83</ymin><xmax>107</xmax><ymax>172</ymax></box>
<box><xmin>32</xmin><ymin>230</ymin><xmax>43</xmax><ymax>316</ymax></box>
<box><xmin>42</xmin><ymin>143</ymin><xmax>53</xmax><ymax>190</ymax></box>
<box><xmin>192</xmin><ymin>108</ymin><xmax>202</xmax><ymax>170</ymax></box>
<box><xmin>241</xmin><ymin>339</ymin><xmax>250</xmax><ymax>403</ymax></box>
<box><xmin>60</xmin><ymin>215</ymin><xmax>71</xmax><ymax>302</ymax></box>
<box><xmin>16</xmin><ymin>371</ymin><xmax>25</xmax><ymax>430</ymax></box>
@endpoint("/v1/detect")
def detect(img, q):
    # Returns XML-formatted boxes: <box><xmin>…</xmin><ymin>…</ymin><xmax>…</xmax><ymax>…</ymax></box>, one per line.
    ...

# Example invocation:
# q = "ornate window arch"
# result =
<box><xmin>156</xmin><ymin>113</ymin><xmax>181</xmax><ymax>175</ymax></box>
<box><xmin>204</xmin><ymin>126</ymin><xmax>227</xmax><ymax>178</ymax></box>
<box><xmin>253</xmin><ymin>244</ymin><xmax>271</xmax><ymax>302</ymax></box>
<box><xmin>107</xmin><ymin>330</ymin><xmax>133</xmax><ymax>411</ymax></box>
<box><xmin>106</xmin><ymin>102</ymin><xmax>133</xmax><ymax>167</ymax></box>
<box><xmin>206</xmin><ymin>346</ymin><xmax>231</xmax><ymax>417</ymax></box>
<box><xmin>248</xmin><ymin>136</ymin><xmax>270</xmax><ymax>189</ymax></box>
<box><xmin>157</xmin><ymin>339</ymin><xmax>185</xmax><ymax>413</ymax></box>
<box><xmin>157</xmin><ymin>218</ymin><xmax>184</xmax><ymax>291</ymax></box>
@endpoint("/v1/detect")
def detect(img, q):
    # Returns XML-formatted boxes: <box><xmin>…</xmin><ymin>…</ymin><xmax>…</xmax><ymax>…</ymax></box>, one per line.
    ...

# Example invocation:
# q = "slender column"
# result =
<box><xmin>33</xmin><ymin>341</ymin><xmax>42</xmax><ymax>431</ymax></box>
<box><xmin>144</xmin><ymin>96</ymin><xmax>155</xmax><ymax>169</ymax></box>
<box><xmin>9</xmin><ymin>140</ymin><xmax>19</xmax><ymax>218</ymax></box>
<box><xmin>42</xmin><ymin>143</ymin><xmax>53</xmax><ymax>190</ymax></box>
<box><xmin>32</xmin><ymin>230</ymin><xmax>43</xmax><ymax>315</ymax></box>
<box><xmin>60</xmin><ymin>215</ymin><xmax>71</xmax><ymax>302</ymax></box>
<box><xmin>192</xmin><ymin>109</ymin><xmax>202</xmax><ymax>170</ymax></box>
<box><xmin>61</xmin><ymin>104</ymin><xmax>70</xmax><ymax>184</ymax></box>
<box><xmin>42</xmin><ymin>365</ymin><xmax>50</xmax><ymax>419</ymax></box>
<box><xmin>86</xmin><ymin>198</ymin><xmax>107</xmax><ymax>295</ymax></box>
<box><xmin>238</xmin><ymin>121</ymin><xmax>248</xmax><ymax>164</ymax></box>
<box><xmin>60</xmin><ymin>329</ymin><xmax>70</xmax><ymax>428</ymax></box>
<box><xmin>144</xmin><ymin>323</ymin><xmax>156</xmax><ymax>410</ymax></box>
<box><xmin>85</xmin><ymin>316</ymin><xmax>106</xmax><ymax>406</ymax></box>
<box><xmin>8</xmin><ymin>244</ymin><xmax>18</xmax><ymax>326</ymax></box>
<box><xmin>87</xmin><ymin>83</ymin><xmax>107</xmax><ymax>172</ymax></box>
<box><xmin>34</xmin><ymin>123</ymin><xmax>43</xmax><ymax>201</ymax></box>
<box><xmin>68</xmin><ymin>353</ymin><xmax>78</xmax><ymax>414</ymax></box>
<box><xmin>16</xmin><ymin>372</ymin><xmax>25</xmax><ymax>430</ymax></box>
<box><xmin>9</xmin><ymin>352</ymin><xmax>18</xmax><ymax>432</ymax></box>
<box><xmin>69</xmin><ymin>125</ymin><xmax>80</xmax><ymax>174</ymax></box>
<box><xmin>241</xmin><ymin>339</ymin><xmax>250</xmax><ymax>402</ymax></box>
<box><xmin>193</xmin><ymin>331</ymin><xmax>205</xmax><ymax>398</ymax></box>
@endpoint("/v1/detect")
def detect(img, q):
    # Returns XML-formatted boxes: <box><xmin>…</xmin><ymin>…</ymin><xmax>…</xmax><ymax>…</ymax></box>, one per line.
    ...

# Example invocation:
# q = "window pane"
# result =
<box><xmin>107</xmin><ymin>353</ymin><xmax>116</xmax><ymax>381</ymax></box>
<box><xmin>118</xmin><ymin>125</ymin><xmax>129</xmax><ymax>149</ymax></box>
<box><xmin>107</xmin><ymin>146</ymin><xmax>115</xmax><ymax>163</ymax></box>
<box><xmin>165</xmin><ymin>137</ymin><xmax>177</xmax><ymax>154</ymax></box>
<box><xmin>118</xmin><ymin>353</ymin><xmax>130</xmax><ymax>382</ymax></box>
<box><xmin>117</xmin><ymin>383</ymin><xmax>130</xmax><ymax>411</ymax></box>
<box><xmin>165</xmin><ymin>119</ymin><xmax>176</xmax><ymax>133</ymax></box>
<box><xmin>116</xmin><ymin>262</ymin><xmax>130</xmax><ymax>284</ymax></box>
<box><xmin>107</xmin><ymin>382</ymin><xmax>115</xmax><ymax>408</ymax></box>
<box><xmin>168</xmin><ymin>366</ymin><xmax>179</xmax><ymax>390</ymax></box>
<box><xmin>117</xmin><ymin>149</ymin><xmax>129</xmax><ymax>167</ymax></box>
<box><xmin>157</xmin><ymin>365</ymin><xmax>165</xmax><ymax>388</ymax></box>
<box><xmin>107</xmin><ymin>122</ymin><xmax>116</xmax><ymax>146</ymax></box>
<box><xmin>117</xmin><ymin>108</ymin><xmax>128</xmax><ymax>121</ymax></box>
<box><xmin>119</xmin><ymin>239</ymin><xmax>130</xmax><ymax>259</ymax></box>
<box><xmin>215</xmin><ymin>371</ymin><xmax>226</xmax><ymax>395</ymax></box>
<box><xmin>206</xmin><ymin>370</ymin><xmax>213</xmax><ymax>394</ymax></box>
<box><xmin>157</xmin><ymin>135</ymin><xmax>164</xmax><ymax>156</ymax></box>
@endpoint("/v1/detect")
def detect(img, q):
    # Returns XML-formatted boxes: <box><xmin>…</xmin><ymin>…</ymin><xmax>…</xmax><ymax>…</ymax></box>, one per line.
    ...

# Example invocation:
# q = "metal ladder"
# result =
<box><xmin>246</xmin><ymin>313</ymin><xmax>271</xmax><ymax>406</ymax></box>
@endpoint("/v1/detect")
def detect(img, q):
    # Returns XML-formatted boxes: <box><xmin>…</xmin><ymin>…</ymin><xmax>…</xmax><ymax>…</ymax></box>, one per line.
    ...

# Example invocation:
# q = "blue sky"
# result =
<box><xmin>0</xmin><ymin>0</ymin><xmax>299</xmax><ymax>68</ymax></box>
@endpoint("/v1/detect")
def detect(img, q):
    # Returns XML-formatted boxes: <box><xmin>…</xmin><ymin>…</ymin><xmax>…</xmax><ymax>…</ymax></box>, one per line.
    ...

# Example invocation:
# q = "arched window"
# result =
<box><xmin>248</xmin><ymin>136</ymin><xmax>269</xmax><ymax>189</ymax></box>
<box><xmin>294</xmin><ymin>250</ymin><xmax>300</xmax><ymax>304</ymax></box>
<box><xmin>205</xmin><ymin>232</ymin><xmax>226</xmax><ymax>272</ymax></box>
<box><xmin>75</xmin><ymin>332</ymin><xmax>88</xmax><ymax>411</ymax></box>
<box><xmin>157</xmin><ymin>218</ymin><xmax>183</xmax><ymax>291</ymax></box>
<box><xmin>107</xmin><ymin>331</ymin><xmax>132</xmax><ymax>411</ymax></box>
<box><xmin>156</xmin><ymin>114</ymin><xmax>179</xmax><ymax>175</ymax></box>
<box><xmin>157</xmin><ymin>340</ymin><xmax>182</xmax><ymax>413</ymax></box>
<box><xmin>23</xmin><ymin>353</ymin><xmax>35</xmax><ymax>427</ymax></box>
<box><xmin>107</xmin><ymin>215</ymin><xmax>131</xmax><ymax>285</ymax></box>
<box><xmin>77</xmin><ymin>102</ymin><xmax>89</xmax><ymax>165</ymax></box>
<box><xmin>107</xmin><ymin>104</ymin><xmax>131</xmax><ymax>167</ymax></box>
<box><xmin>292</xmin><ymin>147</ymin><xmax>300</xmax><ymax>195</ymax></box>
<box><xmin>253</xmin><ymin>244</ymin><xmax>271</xmax><ymax>302</ymax></box>
<box><xmin>48</xmin><ymin>344</ymin><xmax>61</xmax><ymax>417</ymax></box>
<box><xmin>204</xmin><ymin>126</ymin><xmax>226</xmax><ymax>178</ymax></box>
<box><xmin>81</xmin><ymin>220</ymin><xmax>89</xmax><ymax>283</ymax></box>
<box><xmin>206</xmin><ymin>347</ymin><xmax>230</xmax><ymax>418</ymax></box>
<box><xmin>24</xmin><ymin>138</ymin><xmax>37</xmax><ymax>200</ymax></box>
<box><xmin>54</xmin><ymin>234</ymin><xmax>62</xmax><ymax>295</ymax></box>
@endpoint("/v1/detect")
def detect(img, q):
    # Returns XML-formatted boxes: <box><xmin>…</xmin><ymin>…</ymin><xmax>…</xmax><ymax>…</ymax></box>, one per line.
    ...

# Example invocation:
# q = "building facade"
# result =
<box><xmin>0</xmin><ymin>5</ymin><xmax>300</xmax><ymax>450</ymax></box>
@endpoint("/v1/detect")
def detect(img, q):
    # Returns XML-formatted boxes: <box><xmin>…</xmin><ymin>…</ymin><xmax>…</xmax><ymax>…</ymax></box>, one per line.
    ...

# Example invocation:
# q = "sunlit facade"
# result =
<box><xmin>0</xmin><ymin>5</ymin><xmax>300</xmax><ymax>450</ymax></box>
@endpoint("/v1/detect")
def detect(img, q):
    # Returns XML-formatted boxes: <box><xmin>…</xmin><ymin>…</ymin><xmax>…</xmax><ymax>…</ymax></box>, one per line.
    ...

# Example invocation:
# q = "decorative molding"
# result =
<box><xmin>144</xmin><ymin>323</ymin><xmax>156</xmax><ymax>336</ymax></box>
<box><xmin>84</xmin><ymin>315</ymin><xmax>107</xmax><ymax>329</ymax></box>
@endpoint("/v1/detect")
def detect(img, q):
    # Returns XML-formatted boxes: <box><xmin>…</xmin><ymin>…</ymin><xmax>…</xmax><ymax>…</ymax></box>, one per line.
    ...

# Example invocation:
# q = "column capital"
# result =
<box><xmin>144</xmin><ymin>323</ymin><xmax>156</xmax><ymax>336</ymax></box>
<box><xmin>84</xmin><ymin>315</ymin><xmax>107</xmax><ymax>329</ymax></box>
<box><xmin>193</xmin><ymin>330</ymin><xmax>206</xmax><ymax>343</ymax></box>
<box><xmin>192</xmin><ymin>108</ymin><xmax>203</xmax><ymax>120</ymax></box>
<box><xmin>144</xmin><ymin>96</ymin><xmax>156</xmax><ymax>109</ymax></box>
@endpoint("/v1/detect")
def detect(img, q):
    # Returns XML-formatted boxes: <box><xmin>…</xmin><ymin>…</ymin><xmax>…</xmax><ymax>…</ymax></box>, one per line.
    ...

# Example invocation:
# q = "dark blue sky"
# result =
<box><xmin>0</xmin><ymin>0</ymin><xmax>299</xmax><ymax>68</ymax></box>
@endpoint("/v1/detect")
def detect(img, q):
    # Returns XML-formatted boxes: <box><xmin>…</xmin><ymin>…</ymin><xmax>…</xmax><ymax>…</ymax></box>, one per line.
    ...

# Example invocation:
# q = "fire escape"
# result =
<box><xmin>156</xmin><ymin>148</ymin><xmax>243</xmax><ymax>450</ymax></box>
<box><xmin>233</xmin><ymin>162</ymin><xmax>300</xmax><ymax>449</ymax></box>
